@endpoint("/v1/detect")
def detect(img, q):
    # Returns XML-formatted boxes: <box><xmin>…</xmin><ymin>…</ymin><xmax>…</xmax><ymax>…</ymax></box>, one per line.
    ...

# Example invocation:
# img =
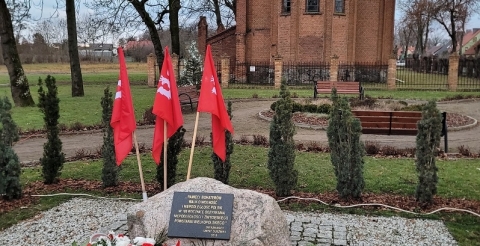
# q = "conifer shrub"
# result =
<box><xmin>156</xmin><ymin>127</ymin><xmax>186</xmax><ymax>188</ymax></box>
<box><xmin>326</xmin><ymin>89</ymin><xmax>365</xmax><ymax>199</ymax></box>
<box><xmin>0</xmin><ymin>97</ymin><xmax>22</xmax><ymax>200</ymax></box>
<box><xmin>415</xmin><ymin>100</ymin><xmax>442</xmax><ymax>204</ymax></box>
<box><xmin>212</xmin><ymin>101</ymin><xmax>234</xmax><ymax>184</ymax></box>
<box><xmin>267</xmin><ymin>80</ymin><xmax>298</xmax><ymax>197</ymax></box>
<box><xmin>38</xmin><ymin>75</ymin><xmax>65</xmax><ymax>184</ymax></box>
<box><xmin>179</xmin><ymin>42</ymin><xmax>202</xmax><ymax>87</ymax></box>
<box><xmin>100</xmin><ymin>87</ymin><xmax>119</xmax><ymax>187</ymax></box>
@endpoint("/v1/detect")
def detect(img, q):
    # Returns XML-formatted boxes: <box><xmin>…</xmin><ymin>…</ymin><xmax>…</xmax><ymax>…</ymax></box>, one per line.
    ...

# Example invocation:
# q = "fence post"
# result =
<box><xmin>171</xmin><ymin>53</ymin><xmax>179</xmax><ymax>82</ymax></box>
<box><xmin>387</xmin><ymin>58</ymin><xmax>396</xmax><ymax>90</ymax></box>
<box><xmin>274</xmin><ymin>56</ymin><xmax>283</xmax><ymax>89</ymax></box>
<box><xmin>221</xmin><ymin>56</ymin><xmax>230</xmax><ymax>88</ymax></box>
<box><xmin>330</xmin><ymin>55</ymin><xmax>339</xmax><ymax>82</ymax></box>
<box><xmin>448</xmin><ymin>53</ymin><xmax>459</xmax><ymax>91</ymax></box>
<box><xmin>147</xmin><ymin>53</ymin><xmax>156</xmax><ymax>87</ymax></box>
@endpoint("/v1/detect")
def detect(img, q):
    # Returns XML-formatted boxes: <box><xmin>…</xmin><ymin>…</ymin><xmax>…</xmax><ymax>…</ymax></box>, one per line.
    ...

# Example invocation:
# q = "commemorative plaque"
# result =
<box><xmin>167</xmin><ymin>192</ymin><xmax>234</xmax><ymax>240</ymax></box>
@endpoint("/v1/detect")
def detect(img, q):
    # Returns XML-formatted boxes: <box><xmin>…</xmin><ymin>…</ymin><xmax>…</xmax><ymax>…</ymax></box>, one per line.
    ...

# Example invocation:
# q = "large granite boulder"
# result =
<box><xmin>126</xmin><ymin>177</ymin><xmax>290</xmax><ymax>246</ymax></box>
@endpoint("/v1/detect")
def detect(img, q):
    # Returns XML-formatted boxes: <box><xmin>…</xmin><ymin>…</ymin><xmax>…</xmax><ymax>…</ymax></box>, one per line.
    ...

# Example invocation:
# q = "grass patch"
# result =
<box><xmin>19</xmin><ymin>146</ymin><xmax>480</xmax><ymax>200</ymax></box>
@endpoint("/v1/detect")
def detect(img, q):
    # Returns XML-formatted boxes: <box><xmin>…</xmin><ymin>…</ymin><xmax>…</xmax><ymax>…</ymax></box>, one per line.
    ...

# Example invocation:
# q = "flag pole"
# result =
<box><xmin>186</xmin><ymin>112</ymin><xmax>200</xmax><ymax>180</ymax></box>
<box><xmin>133</xmin><ymin>131</ymin><xmax>148</xmax><ymax>201</ymax></box>
<box><xmin>163</xmin><ymin>121</ymin><xmax>168</xmax><ymax>191</ymax></box>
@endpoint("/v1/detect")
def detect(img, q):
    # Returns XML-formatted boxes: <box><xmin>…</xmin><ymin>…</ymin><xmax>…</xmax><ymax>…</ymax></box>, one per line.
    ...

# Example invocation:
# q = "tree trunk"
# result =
<box><xmin>169</xmin><ymin>0</ymin><xmax>181</xmax><ymax>56</ymax></box>
<box><xmin>212</xmin><ymin>0</ymin><xmax>225</xmax><ymax>31</ymax></box>
<box><xmin>66</xmin><ymin>0</ymin><xmax>84</xmax><ymax>97</ymax></box>
<box><xmin>130</xmin><ymin>1</ymin><xmax>164</xmax><ymax>66</ymax></box>
<box><xmin>0</xmin><ymin>0</ymin><xmax>35</xmax><ymax>107</ymax></box>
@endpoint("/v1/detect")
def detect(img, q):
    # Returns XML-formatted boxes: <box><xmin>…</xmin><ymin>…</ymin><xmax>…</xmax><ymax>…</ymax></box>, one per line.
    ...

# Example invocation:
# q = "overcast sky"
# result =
<box><xmin>26</xmin><ymin>2</ymin><xmax>480</xmax><ymax>39</ymax></box>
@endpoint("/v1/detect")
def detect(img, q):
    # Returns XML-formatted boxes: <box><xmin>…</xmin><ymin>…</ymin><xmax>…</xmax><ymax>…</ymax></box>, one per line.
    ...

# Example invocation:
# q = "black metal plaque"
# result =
<box><xmin>168</xmin><ymin>192</ymin><xmax>234</xmax><ymax>240</ymax></box>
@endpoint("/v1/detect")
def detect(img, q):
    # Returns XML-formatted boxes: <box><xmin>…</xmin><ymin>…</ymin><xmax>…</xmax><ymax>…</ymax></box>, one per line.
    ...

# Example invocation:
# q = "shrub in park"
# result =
<box><xmin>38</xmin><ymin>75</ymin><xmax>65</xmax><ymax>184</ymax></box>
<box><xmin>100</xmin><ymin>87</ymin><xmax>119</xmax><ymax>187</ymax></box>
<box><xmin>267</xmin><ymin>79</ymin><xmax>298</xmax><ymax>197</ymax></box>
<box><xmin>0</xmin><ymin>97</ymin><xmax>22</xmax><ymax>200</ymax></box>
<box><xmin>179</xmin><ymin>41</ymin><xmax>202</xmax><ymax>87</ymax></box>
<box><xmin>415</xmin><ymin>100</ymin><xmax>442</xmax><ymax>204</ymax></box>
<box><xmin>326</xmin><ymin>89</ymin><xmax>365</xmax><ymax>199</ymax></box>
<box><xmin>156</xmin><ymin>127</ymin><xmax>186</xmax><ymax>188</ymax></box>
<box><xmin>211</xmin><ymin>101</ymin><xmax>234</xmax><ymax>184</ymax></box>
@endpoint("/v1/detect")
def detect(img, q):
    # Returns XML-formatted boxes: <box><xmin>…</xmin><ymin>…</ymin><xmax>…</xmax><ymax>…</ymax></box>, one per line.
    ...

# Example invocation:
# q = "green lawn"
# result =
<box><xmin>1</xmin><ymin>82</ymin><xmax>480</xmax><ymax>132</ymax></box>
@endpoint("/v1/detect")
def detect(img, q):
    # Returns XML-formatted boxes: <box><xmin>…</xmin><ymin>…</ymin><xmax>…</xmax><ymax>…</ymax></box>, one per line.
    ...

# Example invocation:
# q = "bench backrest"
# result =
<box><xmin>316</xmin><ymin>81</ymin><xmax>360</xmax><ymax>90</ymax></box>
<box><xmin>352</xmin><ymin>110</ymin><xmax>422</xmax><ymax>135</ymax></box>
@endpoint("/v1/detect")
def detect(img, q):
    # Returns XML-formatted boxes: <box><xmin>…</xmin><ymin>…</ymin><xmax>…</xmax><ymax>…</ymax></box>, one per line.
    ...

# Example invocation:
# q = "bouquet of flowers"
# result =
<box><xmin>83</xmin><ymin>231</ymin><xmax>180</xmax><ymax>246</ymax></box>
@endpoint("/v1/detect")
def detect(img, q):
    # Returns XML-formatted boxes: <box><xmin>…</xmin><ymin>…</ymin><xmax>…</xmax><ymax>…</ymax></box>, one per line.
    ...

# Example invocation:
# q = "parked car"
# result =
<box><xmin>396</xmin><ymin>60</ymin><xmax>406</xmax><ymax>67</ymax></box>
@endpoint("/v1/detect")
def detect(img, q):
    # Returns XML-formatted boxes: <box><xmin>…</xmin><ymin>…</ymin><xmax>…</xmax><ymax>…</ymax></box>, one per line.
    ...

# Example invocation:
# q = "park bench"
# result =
<box><xmin>314</xmin><ymin>81</ymin><xmax>365</xmax><ymax>99</ymax></box>
<box><xmin>351</xmin><ymin>110</ymin><xmax>448</xmax><ymax>152</ymax></box>
<box><xmin>178</xmin><ymin>85</ymin><xmax>200</xmax><ymax>111</ymax></box>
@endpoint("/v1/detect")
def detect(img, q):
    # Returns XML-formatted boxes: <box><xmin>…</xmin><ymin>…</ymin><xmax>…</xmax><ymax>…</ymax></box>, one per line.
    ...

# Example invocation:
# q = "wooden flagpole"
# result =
<box><xmin>133</xmin><ymin>131</ymin><xmax>148</xmax><ymax>201</ymax></box>
<box><xmin>186</xmin><ymin>112</ymin><xmax>200</xmax><ymax>180</ymax></box>
<box><xmin>163</xmin><ymin>121</ymin><xmax>168</xmax><ymax>191</ymax></box>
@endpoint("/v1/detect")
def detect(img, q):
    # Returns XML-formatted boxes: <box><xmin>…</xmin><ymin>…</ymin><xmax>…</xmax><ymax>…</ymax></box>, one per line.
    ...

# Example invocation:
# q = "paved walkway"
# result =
<box><xmin>13</xmin><ymin>99</ymin><xmax>480</xmax><ymax>163</ymax></box>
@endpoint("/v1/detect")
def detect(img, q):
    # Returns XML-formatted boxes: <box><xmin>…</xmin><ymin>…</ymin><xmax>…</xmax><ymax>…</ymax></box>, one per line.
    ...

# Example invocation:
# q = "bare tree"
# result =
<box><xmin>66</xmin><ymin>0</ymin><xmax>84</xmax><ymax>97</ymax></box>
<box><xmin>399</xmin><ymin>0</ymin><xmax>435</xmax><ymax>57</ymax></box>
<box><xmin>395</xmin><ymin>16</ymin><xmax>416</xmax><ymax>60</ymax></box>
<box><xmin>431</xmin><ymin>0</ymin><xmax>480</xmax><ymax>54</ymax></box>
<box><xmin>0</xmin><ymin>0</ymin><xmax>35</xmax><ymax>106</ymax></box>
<box><xmin>182</xmin><ymin>0</ymin><xmax>235</xmax><ymax>31</ymax></box>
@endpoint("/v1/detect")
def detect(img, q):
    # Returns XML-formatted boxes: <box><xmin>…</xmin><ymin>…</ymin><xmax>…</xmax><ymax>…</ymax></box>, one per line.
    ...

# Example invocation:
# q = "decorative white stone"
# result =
<box><xmin>126</xmin><ymin>177</ymin><xmax>290</xmax><ymax>246</ymax></box>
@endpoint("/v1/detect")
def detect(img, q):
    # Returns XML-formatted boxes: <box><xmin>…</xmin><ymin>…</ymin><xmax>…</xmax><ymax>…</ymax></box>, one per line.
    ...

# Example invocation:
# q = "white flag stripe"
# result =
<box><xmin>115</xmin><ymin>91</ymin><xmax>122</xmax><ymax>99</ymax></box>
<box><xmin>117</xmin><ymin>80</ymin><xmax>122</xmax><ymax>86</ymax></box>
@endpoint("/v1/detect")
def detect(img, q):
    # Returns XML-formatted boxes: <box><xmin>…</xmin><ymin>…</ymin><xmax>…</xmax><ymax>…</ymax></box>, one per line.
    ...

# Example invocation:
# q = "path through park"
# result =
<box><xmin>13</xmin><ymin>99</ymin><xmax>480</xmax><ymax>163</ymax></box>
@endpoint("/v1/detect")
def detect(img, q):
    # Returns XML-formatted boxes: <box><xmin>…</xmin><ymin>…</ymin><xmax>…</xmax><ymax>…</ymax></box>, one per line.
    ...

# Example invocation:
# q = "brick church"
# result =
<box><xmin>198</xmin><ymin>0</ymin><xmax>395</xmax><ymax>64</ymax></box>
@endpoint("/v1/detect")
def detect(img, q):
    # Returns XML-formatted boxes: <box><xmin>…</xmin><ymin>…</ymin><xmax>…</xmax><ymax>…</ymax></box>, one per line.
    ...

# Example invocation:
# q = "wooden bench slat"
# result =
<box><xmin>361</xmin><ymin>128</ymin><xmax>418</xmax><ymax>135</ymax></box>
<box><xmin>352</xmin><ymin>110</ymin><xmax>422</xmax><ymax>118</ymax></box>
<box><xmin>355</xmin><ymin>116</ymin><xmax>420</xmax><ymax>124</ymax></box>
<box><xmin>361</xmin><ymin>122</ymin><xmax>418</xmax><ymax>129</ymax></box>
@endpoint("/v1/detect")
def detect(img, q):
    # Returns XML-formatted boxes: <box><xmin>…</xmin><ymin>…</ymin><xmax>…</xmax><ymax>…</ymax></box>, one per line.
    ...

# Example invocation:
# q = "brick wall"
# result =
<box><xmin>208</xmin><ymin>27</ymin><xmax>237</xmax><ymax>66</ymax></box>
<box><xmin>202</xmin><ymin>0</ymin><xmax>395</xmax><ymax>64</ymax></box>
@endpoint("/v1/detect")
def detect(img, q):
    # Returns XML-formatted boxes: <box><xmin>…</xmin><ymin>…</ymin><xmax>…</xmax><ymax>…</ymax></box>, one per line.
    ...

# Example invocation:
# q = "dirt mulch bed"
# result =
<box><xmin>261</xmin><ymin>111</ymin><xmax>475</xmax><ymax>129</ymax></box>
<box><xmin>2</xmin><ymin>179</ymin><xmax>479</xmax><ymax>217</ymax></box>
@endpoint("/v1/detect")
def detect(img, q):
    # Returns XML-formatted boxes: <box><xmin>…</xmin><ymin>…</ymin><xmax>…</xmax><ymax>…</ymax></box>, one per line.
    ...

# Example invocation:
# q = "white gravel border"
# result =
<box><xmin>0</xmin><ymin>198</ymin><xmax>458</xmax><ymax>246</ymax></box>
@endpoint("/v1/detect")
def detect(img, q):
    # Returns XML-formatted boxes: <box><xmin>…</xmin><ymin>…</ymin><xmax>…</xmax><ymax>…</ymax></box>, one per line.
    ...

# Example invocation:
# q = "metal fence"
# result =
<box><xmin>458</xmin><ymin>58</ymin><xmax>480</xmax><ymax>91</ymax></box>
<box><xmin>399</xmin><ymin>57</ymin><xmax>449</xmax><ymax>90</ymax></box>
<box><xmin>282</xmin><ymin>62</ymin><xmax>330</xmax><ymax>87</ymax></box>
<box><xmin>338</xmin><ymin>62</ymin><xmax>388</xmax><ymax>90</ymax></box>
<box><xmin>229</xmin><ymin>62</ymin><xmax>274</xmax><ymax>86</ymax></box>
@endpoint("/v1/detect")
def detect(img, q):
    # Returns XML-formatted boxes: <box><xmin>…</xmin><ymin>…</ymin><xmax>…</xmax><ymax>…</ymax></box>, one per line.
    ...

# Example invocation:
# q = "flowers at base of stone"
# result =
<box><xmin>85</xmin><ymin>231</ymin><xmax>156</xmax><ymax>246</ymax></box>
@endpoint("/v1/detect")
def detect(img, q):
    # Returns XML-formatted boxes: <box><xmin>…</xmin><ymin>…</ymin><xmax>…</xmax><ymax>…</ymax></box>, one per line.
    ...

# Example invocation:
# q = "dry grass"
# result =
<box><xmin>0</xmin><ymin>62</ymin><xmax>148</xmax><ymax>74</ymax></box>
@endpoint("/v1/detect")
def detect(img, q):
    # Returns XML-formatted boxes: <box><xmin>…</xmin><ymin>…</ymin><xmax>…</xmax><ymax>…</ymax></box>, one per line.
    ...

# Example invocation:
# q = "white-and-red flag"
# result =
<box><xmin>110</xmin><ymin>47</ymin><xmax>137</xmax><ymax>165</ymax></box>
<box><xmin>152</xmin><ymin>47</ymin><xmax>184</xmax><ymax>164</ymax></box>
<box><xmin>197</xmin><ymin>45</ymin><xmax>234</xmax><ymax>161</ymax></box>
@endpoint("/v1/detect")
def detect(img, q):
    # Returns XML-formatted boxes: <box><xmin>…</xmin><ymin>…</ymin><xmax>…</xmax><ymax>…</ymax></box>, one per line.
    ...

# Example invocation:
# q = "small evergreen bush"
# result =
<box><xmin>156</xmin><ymin>127</ymin><xmax>186</xmax><ymax>188</ymax></box>
<box><xmin>100</xmin><ymin>87</ymin><xmax>119</xmax><ymax>187</ymax></box>
<box><xmin>267</xmin><ymin>79</ymin><xmax>298</xmax><ymax>197</ymax></box>
<box><xmin>326</xmin><ymin>89</ymin><xmax>365</xmax><ymax>199</ymax></box>
<box><xmin>415</xmin><ymin>100</ymin><xmax>442</xmax><ymax>204</ymax></box>
<box><xmin>212</xmin><ymin>101</ymin><xmax>234</xmax><ymax>184</ymax></box>
<box><xmin>179</xmin><ymin>42</ymin><xmax>202</xmax><ymax>87</ymax></box>
<box><xmin>317</xmin><ymin>104</ymin><xmax>332</xmax><ymax>114</ymax></box>
<box><xmin>38</xmin><ymin>75</ymin><xmax>65</xmax><ymax>184</ymax></box>
<box><xmin>0</xmin><ymin>97</ymin><xmax>22</xmax><ymax>200</ymax></box>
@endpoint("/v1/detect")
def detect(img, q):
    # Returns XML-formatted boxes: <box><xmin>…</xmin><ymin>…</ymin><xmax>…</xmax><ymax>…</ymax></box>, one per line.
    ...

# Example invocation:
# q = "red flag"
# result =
<box><xmin>152</xmin><ymin>47</ymin><xmax>184</xmax><ymax>164</ymax></box>
<box><xmin>110</xmin><ymin>47</ymin><xmax>137</xmax><ymax>165</ymax></box>
<box><xmin>176</xmin><ymin>240</ymin><xmax>181</xmax><ymax>246</ymax></box>
<box><xmin>197</xmin><ymin>45</ymin><xmax>234</xmax><ymax>161</ymax></box>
